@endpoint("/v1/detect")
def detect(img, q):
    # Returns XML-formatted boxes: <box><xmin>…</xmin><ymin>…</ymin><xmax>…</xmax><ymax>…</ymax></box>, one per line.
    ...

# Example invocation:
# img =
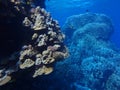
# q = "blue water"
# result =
<box><xmin>46</xmin><ymin>0</ymin><xmax>120</xmax><ymax>48</ymax></box>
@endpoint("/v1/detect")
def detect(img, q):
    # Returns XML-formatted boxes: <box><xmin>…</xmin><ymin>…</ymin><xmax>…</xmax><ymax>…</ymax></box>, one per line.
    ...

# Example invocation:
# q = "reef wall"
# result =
<box><xmin>0</xmin><ymin>0</ymin><xmax>68</xmax><ymax>88</ymax></box>
<box><xmin>32</xmin><ymin>13</ymin><xmax>120</xmax><ymax>90</ymax></box>
<box><xmin>60</xmin><ymin>13</ymin><xmax>120</xmax><ymax>90</ymax></box>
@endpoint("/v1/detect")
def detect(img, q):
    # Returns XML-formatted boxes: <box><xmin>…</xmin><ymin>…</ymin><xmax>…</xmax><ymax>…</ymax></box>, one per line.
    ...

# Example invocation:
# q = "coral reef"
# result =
<box><xmin>59</xmin><ymin>13</ymin><xmax>120</xmax><ymax>90</ymax></box>
<box><xmin>62</xmin><ymin>13</ymin><xmax>114</xmax><ymax>45</ymax></box>
<box><xmin>20</xmin><ymin>6</ymin><xmax>68</xmax><ymax>78</ymax></box>
<box><xmin>105</xmin><ymin>67</ymin><xmax>120</xmax><ymax>90</ymax></box>
<box><xmin>0</xmin><ymin>0</ymin><xmax>68</xmax><ymax>87</ymax></box>
<box><xmin>1</xmin><ymin>0</ymin><xmax>120</xmax><ymax>90</ymax></box>
<box><xmin>32</xmin><ymin>13</ymin><xmax>120</xmax><ymax>90</ymax></box>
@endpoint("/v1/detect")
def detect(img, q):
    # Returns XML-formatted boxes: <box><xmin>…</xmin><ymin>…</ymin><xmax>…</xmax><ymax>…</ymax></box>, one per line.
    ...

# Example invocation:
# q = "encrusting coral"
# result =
<box><xmin>0</xmin><ymin>0</ymin><xmax>68</xmax><ymax>86</ymax></box>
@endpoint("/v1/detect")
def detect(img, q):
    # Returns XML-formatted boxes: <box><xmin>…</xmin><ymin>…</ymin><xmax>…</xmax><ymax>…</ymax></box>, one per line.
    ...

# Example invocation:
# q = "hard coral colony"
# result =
<box><xmin>0</xmin><ymin>0</ymin><xmax>68</xmax><ymax>86</ymax></box>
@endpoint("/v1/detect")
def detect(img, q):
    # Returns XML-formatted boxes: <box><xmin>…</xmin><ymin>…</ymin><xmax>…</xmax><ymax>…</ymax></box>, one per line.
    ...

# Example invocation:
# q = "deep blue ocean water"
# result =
<box><xmin>45</xmin><ymin>0</ymin><xmax>120</xmax><ymax>48</ymax></box>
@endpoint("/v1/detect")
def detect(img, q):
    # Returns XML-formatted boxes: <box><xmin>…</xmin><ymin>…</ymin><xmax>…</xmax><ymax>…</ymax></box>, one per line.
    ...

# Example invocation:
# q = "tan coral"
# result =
<box><xmin>42</xmin><ymin>50</ymin><xmax>50</xmax><ymax>55</ymax></box>
<box><xmin>44</xmin><ymin>66</ymin><xmax>53</xmax><ymax>75</ymax></box>
<box><xmin>37</xmin><ymin>39</ymin><xmax>46</xmax><ymax>46</ymax></box>
<box><xmin>0</xmin><ymin>1</ymin><xmax>69</xmax><ymax>86</ymax></box>
<box><xmin>52</xmin><ymin>52</ymin><xmax>65</xmax><ymax>60</ymax></box>
<box><xmin>42</xmin><ymin>57</ymin><xmax>55</xmax><ymax>64</ymax></box>
<box><xmin>47</xmin><ymin>44</ymin><xmax>60</xmax><ymax>52</ymax></box>
<box><xmin>36</xmin><ymin>54</ymin><xmax>42</xmax><ymax>58</ymax></box>
<box><xmin>32</xmin><ymin>33</ymin><xmax>38</xmax><ymax>40</ymax></box>
<box><xmin>35</xmin><ymin>54</ymin><xmax>42</xmax><ymax>65</ymax></box>
<box><xmin>37</xmin><ymin>34</ymin><xmax>48</xmax><ymax>46</ymax></box>
<box><xmin>34</xmin><ymin>6</ymin><xmax>41</xmax><ymax>15</ymax></box>
<box><xmin>33</xmin><ymin>66</ymin><xmax>53</xmax><ymax>78</ymax></box>
<box><xmin>48</xmin><ymin>31</ymin><xmax>57</xmax><ymax>38</ymax></box>
<box><xmin>0</xmin><ymin>75</ymin><xmax>11</xmax><ymax>86</ymax></box>
<box><xmin>35</xmin><ymin>58</ymin><xmax>42</xmax><ymax>65</ymax></box>
<box><xmin>19</xmin><ymin>48</ymin><xmax>36</xmax><ymax>60</ymax></box>
<box><xmin>52</xmin><ymin>49</ymin><xmax>69</xmax><ymax>60</ymax></box>
<box><xmin>23</xmin><ymin>17</ymin><xmax>32</xmax><ymax>27</ymax></box>
<box><xmin>20</xmin><ymin>6</ymin><xmax>68</xmax><ymax>78</ymax></box>
<box><xmin>32</xmin><ymin>14</ymin><xmax>46</xmax><ymax>30</ymax></box>
<box><xmin>20</xmin><ymin>59</ymin><xmax>35</xmax><ymax>69</ymax></box>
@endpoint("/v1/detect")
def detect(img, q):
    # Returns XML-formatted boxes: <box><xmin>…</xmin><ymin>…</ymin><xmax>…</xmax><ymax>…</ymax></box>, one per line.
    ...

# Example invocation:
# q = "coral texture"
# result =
<box><xmin>33</xmin><ymin>13</ymin><xmax>120</xmax><ymax>90</ymax></box>
<box><xmin>21</xmin><ymin>6</ymin><xmax>68</xmax><ymax>78</ymax></box>
<box><xmin>62</xmin><ymin>13</ymin><xmax>114</xmax><ymax>45</ymax></box>
<box><xmin>0</xmin><ymin>0</ymin><xmax>68</xmax><ymax>86</ymax></box>
<box><xmin>58</xmin><ymin>13</ymin><xmax>120</xmax><ymax>90</ymax></box>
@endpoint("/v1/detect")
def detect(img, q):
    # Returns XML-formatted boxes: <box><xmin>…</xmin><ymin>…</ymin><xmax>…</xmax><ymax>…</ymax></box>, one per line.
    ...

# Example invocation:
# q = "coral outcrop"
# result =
<box><xmin>58</xmin><ymin>13</ymin><xmax>120</xmax><ymax>90</ymax></box>
<box><xmin>62</xmin><ymin>13</ymin><xmax>114</xmax><ymax>45</ymax></box>
<box><xmin>33</xmin><ymin>13</ymin><xmax>120</xmax><ymax>90</ymax></box>
<box><xmin>0</xmin><ymin>0</ymin><xmax>68</xmax><ymax>87</ymax></box>
<box><xmin>20</xmin><ymin>6</ymin><xmax>68</xmax><ymax>78</ymax></box>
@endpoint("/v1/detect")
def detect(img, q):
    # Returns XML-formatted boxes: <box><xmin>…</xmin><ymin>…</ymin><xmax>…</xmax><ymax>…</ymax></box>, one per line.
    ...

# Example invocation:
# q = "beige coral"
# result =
<box><xmin>23</xmin><ymin>17</ymin><xmax>32</xmax><ymax>27</ymax></box>
<box><xmin>32</xmin><ymin>14</ymin><xmax>46</xmax><ymax>30</ymax></box>
<box><xmin>52</xmin><ymin>48</ymin><xmax>69</xmax><ymax>60</ymax></box>
<box><xmin>19</xmin><ymin>6</ymin><xmax>69</xmax><ymax>78</ymax></box>
<box><xmin>20</xmin><ymin>59</ymin><xmax>35</xmax><ymax>69</ymax></box>
<box><xmin>0</xmin><ymin>75</ymin><xmax>11</xmax><ymax>86</ymax></box>
<box><xmin>19</xmin><ymin>48</ymin><xmax>37</xmax><ymax>60</ymax></box>
<box><xmin>42</xmin><ymin>57</ymin><xmax>55</xmax><ymax>64</ymax></box>
<box><xmin>0</xmin><ymin>1</ymin><xmax>69</xmax><ymax>86</ymax></box>
<box><xmin>32</xmin><ymin>33</ymin><xmax>38</xmax><ymax>40</ymax></box>
<box><xmin>33</xmin><ymin>66</ymin><xmax>53</xmax><ymax>78</ymax></box>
